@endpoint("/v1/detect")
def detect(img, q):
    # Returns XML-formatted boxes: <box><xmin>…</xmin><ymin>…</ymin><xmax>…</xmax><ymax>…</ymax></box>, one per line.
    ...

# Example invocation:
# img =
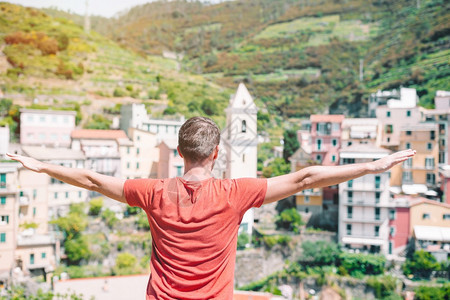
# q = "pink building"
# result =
<box><xmin>310</xmin><ymin>115</ymin><xmax>344</xmax><ymax>165</ymax></box>
<box><xmin>440</xmin><ymin>166</ymin><xmax>450</xmax><ymax>205</ymax></box>
<box><xmin>388</xmin><ymin>197</ymin><xmax>411</xmax><ymax>255</ymax></box>
<box><xmin>310</xmin><ymin>115</ymin><xmax>344</xmax><ymax>205</ymax></box>
<box><xmin>20</xmin><ymin>109</ymin><xmax>76</xmax><ymax>147</ymax></box>
<box><xmin>157</xmin><ymin>139</ymin><xmax>184</xmax><ymax>178</ymax></box>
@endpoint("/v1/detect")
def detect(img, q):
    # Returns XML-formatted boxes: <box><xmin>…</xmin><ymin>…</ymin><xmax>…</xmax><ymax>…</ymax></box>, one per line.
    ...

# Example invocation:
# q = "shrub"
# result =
<box><xmin>414</xmin><ymin>284</ymin><xmax>450</xmax><ymax>300</ymax></box>
<box><xmin>275</xmin><ymin>208</ymin><xmax>304</xmax><ymax>233</ymax></box>
<box><xmin>402</xmin><ymin>250</ymin><xmax>440</xmax><ymax>279</ymax></box>
<box><xmin>64</xmin><ymin>236</ymin><xmax>91</xmax><ymax>264</ymax></box>
<box><xmin>88</xmin><ymin>197</ymin><xmax>103</xmax><ymax>216</ymax></box>
<box><xmin>101</xmin><ymin>209</ymin><xmax>118</xmax><ymax>229</ymax></box>
<box><xmin>367</xmin><ymin>275</ymin><xmax>399</xmax><ymax>299</ymax></box>
<box><xmin>339</xmin><ymin>252</ymin><xmax>386</xmax><ymax>277</ymax></box>
<box><xmin>237</xmin><ymin>232</ymin><xmax>250</xmax><ymax>250</ymax></box>
<box><xmin>301</xmin><ymin>241</ymin><xmax>341</xmax><ymax>266</ymax></box>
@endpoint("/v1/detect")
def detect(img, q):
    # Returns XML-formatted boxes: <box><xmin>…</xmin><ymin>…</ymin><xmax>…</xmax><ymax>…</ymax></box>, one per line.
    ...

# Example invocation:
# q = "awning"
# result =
<box><xmin>402</xmin><ymin>184</ymin><xmax>428</xmax><ymax>195</ymax></box>
<box><xmin>342</xmin><ymin>237</ymin><xmax>384</xmax><ymax>246</ymax></box>
<box><xmin>414</xmin><ymin>225</ymin><xmax>450</xmax><ymax>242</ymax></box>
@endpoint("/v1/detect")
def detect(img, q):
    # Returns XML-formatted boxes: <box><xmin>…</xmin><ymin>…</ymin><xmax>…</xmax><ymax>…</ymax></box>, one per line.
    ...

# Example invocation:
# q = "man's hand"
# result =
<box><xmin>367</xmin><ymin>149</ymin><xmax>416</xmax><ymax>174</ymax></box>
<box><xmin>7</xmin><ymin>153</ymin><xmax>45</xmax><ymax>172</ymax></box>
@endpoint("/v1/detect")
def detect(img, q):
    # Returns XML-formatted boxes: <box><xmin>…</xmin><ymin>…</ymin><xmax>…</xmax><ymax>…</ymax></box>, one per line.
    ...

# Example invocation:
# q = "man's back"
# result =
<box><xmin>125</xmin><ymin>177</ymin><xmax>267</xmax><ymax>299</ymax></box>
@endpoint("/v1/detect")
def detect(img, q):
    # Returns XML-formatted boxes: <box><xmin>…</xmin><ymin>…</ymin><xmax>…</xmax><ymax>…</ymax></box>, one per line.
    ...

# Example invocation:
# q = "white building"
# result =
<box><xmin>338</xmin><ymin>143</ymin><xmax>392</xmax><ymax>254</ymax></box>
<box><xmin>20</xmin><ymin>109</ymin><xmax>76</xmax><ymax>148</ymax></box>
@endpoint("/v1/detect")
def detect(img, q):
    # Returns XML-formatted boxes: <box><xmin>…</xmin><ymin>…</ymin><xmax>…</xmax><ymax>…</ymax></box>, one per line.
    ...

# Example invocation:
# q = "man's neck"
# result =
<box><xmin>182</xmin><ymin>161</ymin><xmax>214</xmax><ymax>181</ymax></box>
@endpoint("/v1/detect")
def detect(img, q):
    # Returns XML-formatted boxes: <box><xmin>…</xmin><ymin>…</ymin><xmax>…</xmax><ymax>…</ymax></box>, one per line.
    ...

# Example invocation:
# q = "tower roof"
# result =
<box><xmin>228</xmin><ymin>83</ymin><xmax>256</xmax><ymax>111</ymax></box>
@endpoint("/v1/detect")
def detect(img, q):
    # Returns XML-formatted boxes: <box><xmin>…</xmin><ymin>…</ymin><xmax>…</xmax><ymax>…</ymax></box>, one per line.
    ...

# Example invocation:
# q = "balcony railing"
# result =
<box><xmin>342</xmin><ymin>217</ymin><xmax>385</xmax><ymax>224</ymax></box>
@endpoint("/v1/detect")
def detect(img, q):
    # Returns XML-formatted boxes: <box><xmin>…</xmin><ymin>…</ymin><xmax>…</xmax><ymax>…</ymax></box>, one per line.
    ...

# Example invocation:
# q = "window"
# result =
<box><xmin>347</xmin><ymin>206</ymin><xmax>353</xmax><ymax>219</ymax></box>
<box><xmin>387</xmin><ymin>137</ymin><xmax>390</xmax><ymax>143</ymax></box>
<box><xmin>385</xmin><ymin>125</ymin><xmax>393</xmax><ymax>134</ymax></box>
<box><xmin>375</xmin><ymin>192</ymin><xmax>381</xmax><ymax>203</ymax></box>
<box><xmin>406</xmin><ymin>110</ymin><xmax>411</xmax><ymax>117</ymax></box>
<box><xmin>422</xmin><ymin>213</ymin><xmax>430</xmax><ymax>220</ymax></box>
<box><xmin>0</xmin><ymin>215</ymin><xmax>9</xmax><ymax>224</ymax></box>
<box><xmin>348</xmin><ymin>180</ymin><xmax>353</xmax><ymax>188</ymax></box>
<box><xmin>389</xmin><ymin>241</ymin><xmax>393</xmax><ymax>255</ymax></box>
<box><xmin>136</xmin><ymin>162</ymin><xmax>140</xmax><ymax>169</ymax></box>
<box><xmin>375</xmin><ymin>207</ymin><xmax>380</xmax><ymax>220</ymax></box>
<box><xmin>427</xmin><ymin>143</ymin><xmax>432</xmax><ymax>150</ymax></box>
<box><xmin>317</xmin><ymin>139</ymin><xmax>322</xmax><ymax>150</ymax></box>
<box><xmin>0</xmin><ymin>233</ymin><xmax>5</xmax><ymax>243</ymax></box>
<box><xmin>173</xmin><ymin>150</ymin><xmax>178</xmax><ymax>157</ymax></box>
<box><xmin>242</xmin><ymin>154</ymin><xmax>245</xmax><ymax>163</ymax></box>
<box><xmin>332</xmin><ymin>139</ymin><xmax>338</xmax><ymax>147</ymax></box>
<box><xmin>137</xmin><ymin>135</ymin><xmax>140</xmax><ymax>141</ymax></box>
<box><xmin>0</xmin><ymin>197</ymin><xmax>5</xmax><ymax>205</ymax></box>
<box><xmin>79</xmin><ymin>191</ymin><xmax>82</xmax><ymax>198</ymax></box>
<box><xmin>375</xmin><ymin>226</ymin><xmax>380</xmax><ymax>237</ymax></box>
<box><xmin>316</xmin><ymin>155</ymin><xmax>322</xmax><ymax>162</ymax></box>
<box><xmin>375</xmin><ymin>176</ymin><xmax>381</xmax><ymax>189</ymax></box>
<box><xmin>33</xmin><ymin>207</ymin><xmax>36</xmax><ymax>217</ymax></box>
<box><xmin>403</xmin><ymin>158</ymin><xmax>413</xmax><ymax>168</ymax></box>
<box><xmin>127</xmin><ymin>147</ymin><xmax>130</xmax><ymax>154</ymax></box>
<box><xmin>136</xmin><ymin>148</ymin><xmax>140</xmax><ymax>155</ymax></box>
<box><xmin>406</xmin><ymin>142</ymin><xmax>411</xmax><ymax>149</ymax></box>
<box><xmin>346</xmin><ymin>224</ymin><xmax>352</xmax><ymax>235</ymax></box>
<box><xmin>425</xmin><ymin>157</ymin><xmax>434</xmax><ymax>169</ymax></box>
<box><xmin>347</xmin><ymin>191</ymin><xmax>353</xmax><ymax>202</ymax></box>
<box><xmin>386</xmin><ymin>111</ymin><xmax>391</xmax><ymax>117</ymax></box>
<box><xmin>343</xmin><ymin>158</ymin><xmax>355</xmax><ymax>165</ymax></box>
<box><xmin>41</xmin><ymin>252</ymin><xmax>46</xmax><ymax>259</ymax></box>
<box><xmin>176</xmin><ymin>166</ymin><xmax>183</xmax><ymax>177</ymax></box>
<box><xmin>389</xmin><ymin>209</ymin><xmax>396</xmax><ymax>220</ymax></box>
<box><xmin>305</xmin><ymin>196</ymin><xmax>310</xmax><ymax>203</ymax></box>
<box><xmin>241</xmin><ymin>120</ymin><xmax>247</xmax><ymax>133</ymax></box>
<box><xmin>426</xmin><ymin>173</ymin><xmax>435</xmax><ymax>185</ymax></box>
<box><xmin>39</xmin><ymin>116</ymin><xmax>45</xmax><ymax>122</ymax></box>
<box><xmin>127</xmin><ymin>162</ymin><xmax>130</xmax><ymax>169</ymax></box>
<box><xmin>406</xmin><ymin>130</ymin><xmax>412</xmax><ymax>136</ymax></box>
<box><xmin>332</xmin><ymin>155</ymin><xmax>336</xmax><ymax>162</ymax></box>
<box><xmin>443</xmin><ymin>214</ymin><xmax>450</xmax><ymax>220</ymax></box>
<box><xmin>65</xmin><ymin>192</ymin><xmax>69</xmax><ymax>199</ymax></box>
<box><xmin>403</xmin><ymin>171</ymin><xmax>413</xmax><ymax>184</ymax></box>
<box><xmin>54</xmin><ymin>192</ymin><xmax>58</xmax><ymax>199</ymax></box>
<box><xmin>390</xmin><ymin>226</ymin><xmax>396</xmax><ymax>237</ymax></box>
<box><xmin>430</xmin><ymin>131</ymin><xmax>435</xmax><ymax>140</ymax></box>
<box><xmin>30</xmin><ymin>254</ymin><xmax>35</xmax><ymax>265</ymax></box>
<box><xmin>332</xmin><ymin>123</ymin><xmax>340</xmax><ymax>132</ymax></box>
<box><xmin>0</xmin><ymin>173</ymin><xmax>5</xmax><ymax>189</ymax></box>
<box><xmin>33</xmin><ymin>189</ymin><xmax>37</xmax><ymax>199</ymax></box>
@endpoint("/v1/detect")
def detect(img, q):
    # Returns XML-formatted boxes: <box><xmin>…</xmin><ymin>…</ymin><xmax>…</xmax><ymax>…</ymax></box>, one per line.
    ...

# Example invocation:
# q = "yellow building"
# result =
<box><xmin>390</xmin><ymin>123</ymin><xmax>439</xmax><ymax>196</ymax></box>
<box><xmin>409</xmin><ymin>198</ymin><xmax>450</xmax><ymax>233</ymax></box>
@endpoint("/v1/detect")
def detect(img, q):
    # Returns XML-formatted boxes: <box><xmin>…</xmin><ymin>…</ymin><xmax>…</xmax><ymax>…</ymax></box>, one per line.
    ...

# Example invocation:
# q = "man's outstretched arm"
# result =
<box><xmin>264</xmin><ymin>149</ymin><xmax>415</xmax><ymax>204</ymax></box>
<box><xmin>7</xmin><ymin>153</ymin><xmax>126</xmax><ymax>203</ymax></box>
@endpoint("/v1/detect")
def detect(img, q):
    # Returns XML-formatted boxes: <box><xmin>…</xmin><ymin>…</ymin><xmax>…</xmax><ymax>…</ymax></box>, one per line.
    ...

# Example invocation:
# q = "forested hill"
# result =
<box><xmin>78</xmin><ymin>0</ymin><xmax>448</xmax><ymax>117</ymax></box>
<box><xmin>8</xmin><ymin>0</ymin><xmax>450</xmax><ymax>120</ymax></box>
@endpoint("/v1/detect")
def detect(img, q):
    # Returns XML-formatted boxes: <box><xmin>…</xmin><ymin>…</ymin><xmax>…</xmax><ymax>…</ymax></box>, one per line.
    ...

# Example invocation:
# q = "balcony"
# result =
<box><xmin>342</xmin><ymin>217</ymin><xmax>385</xmax><ymax>224</ymax></box>
<box><xmin>342</xmin><ymin>201</ymin><xmax>391</xmax><ymax>207</ymax></box>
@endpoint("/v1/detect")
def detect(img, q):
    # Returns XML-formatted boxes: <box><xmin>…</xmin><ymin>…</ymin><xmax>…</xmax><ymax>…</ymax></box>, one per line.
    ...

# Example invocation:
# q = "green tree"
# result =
<box><xmin>282</xmin><ymin>129</ymin><xmax>299</xmax><ymax>163</ymax></box>
<box><xmin>301</xmin><ymin>241</ymin><xmax>341</xmax><ymax>266</ymax></box>
<box><xmin>275</xmin><ymin>208</ymin><xmax>304</xmax><ymax>233</ymax></box>
<box><xmin>339</xmin><ymin>252</ymin><xmax>386</xmax><ymax>277</ymax></box>
<box><xmin>237</xmin><ymin>232</ymin><xmax>250</xmax><ymax>250</ymax></box>
<box><xmin>84</xmin><ymin>114</ymin><xmax>112</xmax><ymax>130</ymax></box>
<box><xmin>403</xmin><ymin>250</ymin><xmax>440</xmax><ymax>279</ymax></box>
<box><xmin>201</xmin><ymin>99</ymin><xmax>218</xmax><ymax>116</ymax></box>
<box><xmin>414</xmin><ymin>284</ymin><xmax>450</xmax><ymax>300</ymax></box>
<box><xmin>51</xmin><ymin>212</ymin><xmax>87</xmax><ymax>240</ymax></box>
<box><xmin>88</xmin><ymin>197</ymin><xmax>103</xmax><ymax>216</ymax></box>
<box><xmin>114</xmin><ymin>252</ymin><xmax>139</xmax><ymax>275</ymax></box>
<box><xmin>263</xmin><ymin>158</ymin><xmax>290</xmax><ymax>178</ymax></box>
<box><xmin>64</xmin><ymin>236</ymin><xmax>91</xmax><ymax>264</ymax></box>
<box><xmin>101</xmin><ymin>209</ymin><xmax>118</xmax><ymax>229</ymax></box>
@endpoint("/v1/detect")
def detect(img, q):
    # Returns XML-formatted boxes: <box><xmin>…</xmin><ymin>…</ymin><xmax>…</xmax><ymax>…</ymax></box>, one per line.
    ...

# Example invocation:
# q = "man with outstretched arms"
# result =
<box><xmin>8</xmin><ymin>116</ymin><xmax>415</xmax><ymax>299</ymax></box>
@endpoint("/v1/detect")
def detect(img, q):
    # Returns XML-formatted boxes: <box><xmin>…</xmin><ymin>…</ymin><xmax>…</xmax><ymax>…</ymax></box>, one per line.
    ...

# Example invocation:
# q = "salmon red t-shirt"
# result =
<box><xmin>124</xmin><ymin>177</ymin><xmax>267</xmax><ymax>299</ymax></box>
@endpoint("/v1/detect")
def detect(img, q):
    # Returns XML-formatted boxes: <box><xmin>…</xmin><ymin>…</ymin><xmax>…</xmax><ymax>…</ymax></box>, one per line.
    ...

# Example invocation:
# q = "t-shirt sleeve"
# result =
<box><xmin>231</xmin><ymin>178</ymin><xmax>267</xmax><ymax>216</ymax></box>
<box><xmin>124</xmin><ymin>179</ymin><xmax>157</xmax><ymax>212</ymax></box>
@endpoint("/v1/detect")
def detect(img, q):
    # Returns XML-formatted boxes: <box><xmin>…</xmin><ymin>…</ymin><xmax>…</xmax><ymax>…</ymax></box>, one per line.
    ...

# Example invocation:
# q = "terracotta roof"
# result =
<box><xmin>71</xmin><ymin>129</ymin><xmax>128</xmax><ymax>140</ymax></box>
<box><xmin>310</xmin><ymin>114</ymin><xmax>345</xmax><ymax>123</ymax></box>
<box><xmin>409</xmin><ymin>198</ymin><xmax>450</xmax><ymax>209</ymax></box>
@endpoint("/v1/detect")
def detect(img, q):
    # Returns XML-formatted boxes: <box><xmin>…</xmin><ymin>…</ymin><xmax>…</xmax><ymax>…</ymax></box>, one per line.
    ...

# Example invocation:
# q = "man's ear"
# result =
<box><xmin>177</xmin><ymin>146</ymin><xmax>184</xmax><ymax>158</ymax></box>
<box><xmin>213</xmin><ymin>145</ymin><xmax>219</xmax><ymax>160</ymax></box>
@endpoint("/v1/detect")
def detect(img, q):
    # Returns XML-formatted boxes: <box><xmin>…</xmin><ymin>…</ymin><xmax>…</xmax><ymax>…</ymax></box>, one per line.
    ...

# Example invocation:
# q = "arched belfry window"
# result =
<box><xmin>242</xmin><ymin>120</ymin><xmax>247</xmax><ymax>133</ymax></box>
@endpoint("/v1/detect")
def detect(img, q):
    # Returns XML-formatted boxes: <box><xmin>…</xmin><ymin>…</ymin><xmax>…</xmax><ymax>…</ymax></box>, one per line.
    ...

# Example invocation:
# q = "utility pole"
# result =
<box><xmin>84</xmin><ymin>0</ymin><xmax>90</xmax><ymax>34</ymax></box>
<box><xmin>359</xmin><ymin>59</ymin><xmax>364</xmax><ymax>82</ymax></box>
